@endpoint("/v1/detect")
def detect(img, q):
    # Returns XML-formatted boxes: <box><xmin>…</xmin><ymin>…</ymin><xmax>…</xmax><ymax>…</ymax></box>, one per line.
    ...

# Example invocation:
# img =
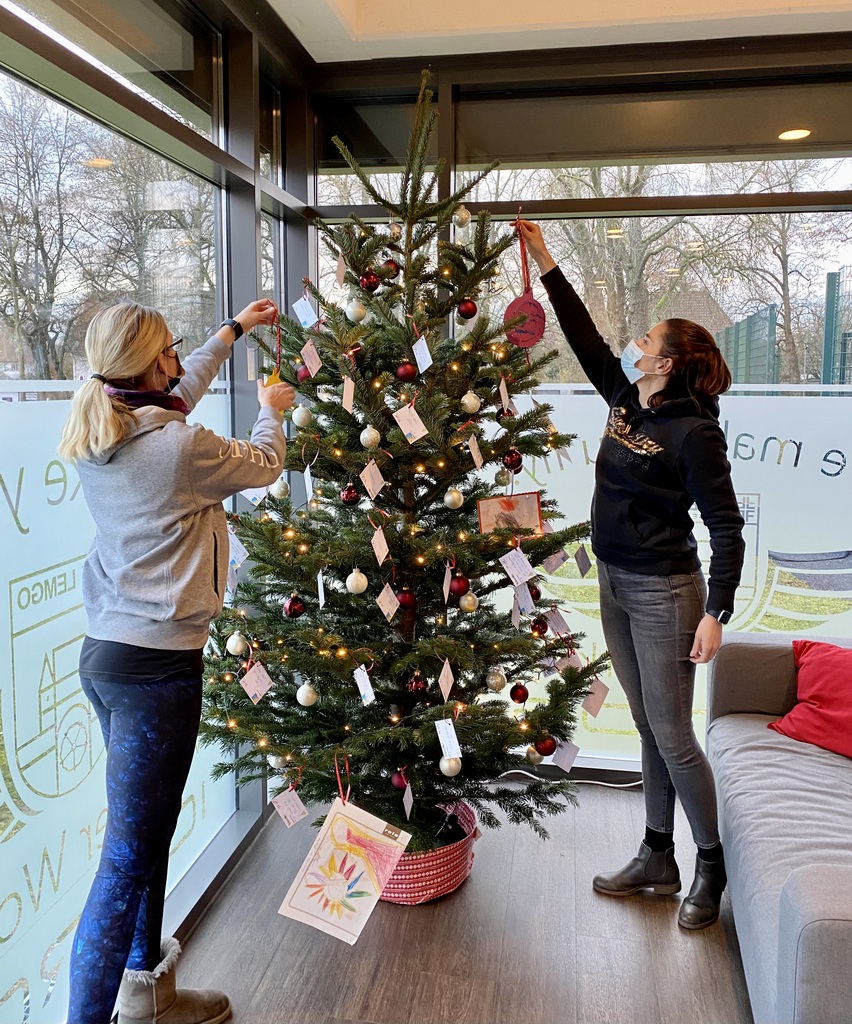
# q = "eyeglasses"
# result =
<box><xmin>165</xmin><ymin>337</ymin><xmax>183</xmax><ymax>355</ymax></box>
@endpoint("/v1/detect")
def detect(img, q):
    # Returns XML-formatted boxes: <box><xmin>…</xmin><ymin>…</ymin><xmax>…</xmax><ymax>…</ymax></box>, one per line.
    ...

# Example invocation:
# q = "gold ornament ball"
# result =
<box><xmin>269</xmin><ymin>477</ymin><xmax>290</xmax><ymax>499</ymax></box>
<box><xmin>459</xmin><ymin>592</ymin><xmax>479</xmax><ymax>613</ymax></box>
<box><xmin>439</xmin><ymin>756</ymin><xmax>462</xmax><ymax>777</ymax></box>
<box><xmin>389</xmin><ymin>221</ymin><xmax>403</xmax><ymax>241</ymax></box>
<box><xmin>526</xmin><ymin>745</ymin><xmax>544</xmax><ymax>765</ymax></box>
<box><xmin>486</xmin><ymin>667</ymin><xmax>507</xmax><ymax>692</ymax></box>
<box><xmin>495</xmin><ymin>468</ymin><xmax>510</xmax><ymax>487</ymax></box>
<box><xmin>452</xmin><ymin>205</ymin><xmax>471</xmax><ymax>229</ymax></box>
<box><xmin>460</xmin><ymin>391</ymin><xmax>481</xmax><ymax>415</ymax></box>
<box><xmin>444</xmin><ymin>487</ymin><xmax>463</xmax><ymax>510</ymax></box>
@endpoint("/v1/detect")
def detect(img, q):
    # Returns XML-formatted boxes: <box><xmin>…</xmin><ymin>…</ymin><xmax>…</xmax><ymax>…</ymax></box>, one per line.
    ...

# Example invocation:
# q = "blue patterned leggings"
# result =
<box><xmin>67</xmin><ymin>676</ymin><xmax>202</xmax><ymax>1024</ymax></box>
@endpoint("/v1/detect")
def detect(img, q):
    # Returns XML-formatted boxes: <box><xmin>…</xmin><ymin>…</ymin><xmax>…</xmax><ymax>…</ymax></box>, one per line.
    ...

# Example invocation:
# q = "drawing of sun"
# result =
<box><xmin>305</xmin><ymin>851</ymin><xmax>371</xmax><ymax>917</ymax></box>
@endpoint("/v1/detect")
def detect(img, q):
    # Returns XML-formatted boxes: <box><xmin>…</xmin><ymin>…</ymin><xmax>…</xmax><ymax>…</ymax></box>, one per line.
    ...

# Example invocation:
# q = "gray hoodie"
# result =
<box><xmin>77</xmin><ymin>334</ymin><xmax>286</xmax><ymax>650</ymax></box>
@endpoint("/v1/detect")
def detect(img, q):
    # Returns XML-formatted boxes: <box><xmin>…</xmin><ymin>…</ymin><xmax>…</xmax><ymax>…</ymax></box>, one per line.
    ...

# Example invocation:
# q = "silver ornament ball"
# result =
<box><xmin>486</xmin><ymin>667</ymin><xmax>507</xmax><ymax>692</ymax></box>
<box><xmin>439</xmin><ymin>756</ymin><xmax>462</xmax><ymax>777</ymax></box>
<box><xmin>444</xmin><ymin>487</ymin><xmax>464</xmax><ymax>510</ymax></box>
<box><xmin>291</xmin><ymin>404</ymin><xmax>312</xmax><ymax>428</ymax></box>
<box><xmin>267</xmin><ymin>754</ymin><xmax>288</xmax><ymax>770</ymax></box>
<box><xmin>360</xmin><ymin>424</ymin><xmax>381</xmax><ymax>449</ymax></box>
<box><xmin>460</xmin><ymin>391</ymin><xmax>481</xmax><ymax>415</ymax></box>
<box><xmin>225</xmin><ymin>631</ymin><xmax>248</xmax><ymax>656</ymax></box>
<box><xmin>346</xmin><ymin>569</ymin><xmax>368</xmax><ymax>594</ymax></box>
<box><xmin>296</xmin><ymin>683</ymin><xmax>318</xmax><ymax>707</ymax></box>
<box><xmin>452</xmin><ymin>205</ymin><xmax>471</xmax><ymax>229</ymax></box>
<box><xmin>526</xmin><ymin>745</ymin><xmax>544</xmax><ymax>765</ymax></box>
<box><xmin>459</xmin><ymin>592</ymin><xmax>479</xmax><ymax>613</ymax></box>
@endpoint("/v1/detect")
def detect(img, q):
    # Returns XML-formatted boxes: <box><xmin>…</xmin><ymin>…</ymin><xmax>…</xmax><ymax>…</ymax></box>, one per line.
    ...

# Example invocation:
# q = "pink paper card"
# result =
<box><xmin>240</xmin><ymin>662</ymin><xmax>273</xmax><ymax>705</ymax></box>
<box><xmin>582</xmin><ymin>677</ymin><xmax>609</xmax><ymax>718</ymax></box>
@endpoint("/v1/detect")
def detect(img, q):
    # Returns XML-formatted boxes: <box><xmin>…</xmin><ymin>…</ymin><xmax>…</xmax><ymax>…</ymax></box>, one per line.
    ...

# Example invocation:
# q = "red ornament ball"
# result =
<box><xmin>510</xmin><ymin>683</ymin><xmax>529</xmax><ymax>704</ymax></box>
<box><xmin>396</xmin><ymin>360</ymin><xmax>418</xmax><ymax>383</ymax></box>
<box><xmin>359</xmin><ymin>270</ymin><xmax>380</xmax><ymax>293</ymax></box>
<box><xmin>534</xmin><ymin>736</ymin><xmax>558</xmax><ymax>757</ymax></box>
<box><xmin>382</xmin><ymin>259</ymin><xmax>401</xmax><ymax>279</ymax></box>
<box><xmin>296</xmin><ymin>365</ymin><xmax>311</xmax><ymax>383</ymax></box>
<box><xmin>340</xmin><ymin>482</ymin><xmax>360</xmax><ymax>506</ymax></box>
<box><xmin>391</xmin><ymin>771</ymin><xmax>408</xmax><ymax>790</ymax></box>
<box><xmin>502</xmin><ymin>447</ymin><xmax>523</xmax><ymax>472</ymax></box>
<box><xmin>495</xmin><ymin>406</ymin><xmax>515</xmax><ymax>425</ymax></box>
<box><xmin>448</xmin><ymin>572</ymin><xmax>471</xmax><ymax>598</ymax></box>
<box><xmin>457</xmin><ymin>298</ymin><xmax>478</xmax><ymax>320</ymax></box>
<box><xmin>397</xmin><ymin>588</ymin><xmax>418</xmax><ymax>610</ymax></box>
<box><xmin>283</xmin><ymin>593</ymin><xmax>306</xmax><ymax>619</ymax></box>
<box><xmin>407</xmin><ymin>670</ymin><xmax>428</xmax><ymax>694</ymax></box>
<box><xmin>528</xmin><ymin>581</ymin><xmax>542</xmax><ymax>603</ymax></box>
<box><xmin>530</xmin><ymin>616</ymin><xmax>549</xmax><ymax>638</ymax></box>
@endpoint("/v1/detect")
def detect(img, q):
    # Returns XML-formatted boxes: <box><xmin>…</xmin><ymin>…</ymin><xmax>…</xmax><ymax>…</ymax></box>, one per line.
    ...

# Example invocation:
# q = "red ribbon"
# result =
<box><xmin>334</xmin><ymin>752</ymin><xmax>351</xmax><ymax>804</ymax></box>
<box><xmin>288</xmin><ymin>765</ymin><xmax>304</xmax><ymax>791</ymax></box>
<box><xmin>514</xmin><ymin>208</ymin><xmax>532</xmax><ymax>293</ymax></box>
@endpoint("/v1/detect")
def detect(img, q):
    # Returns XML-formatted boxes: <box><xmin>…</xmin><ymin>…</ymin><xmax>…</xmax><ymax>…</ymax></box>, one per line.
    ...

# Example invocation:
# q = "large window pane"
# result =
<box><xmin>0</xmin><ymin>73</ymin><xmax>230</xmax><ymax>1023</ymax></box>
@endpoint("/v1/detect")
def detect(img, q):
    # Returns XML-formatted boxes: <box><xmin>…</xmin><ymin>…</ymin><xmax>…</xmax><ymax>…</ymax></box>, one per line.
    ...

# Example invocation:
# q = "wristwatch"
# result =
<box><xmin>705</xmin><ymin>609</ymin><xmax>732</xmax><ymax>625</ymax></box>
<box><xmin>219</xmin><ymin>317</ymin><xmax>243</xmax><ymax>340</ymax></box>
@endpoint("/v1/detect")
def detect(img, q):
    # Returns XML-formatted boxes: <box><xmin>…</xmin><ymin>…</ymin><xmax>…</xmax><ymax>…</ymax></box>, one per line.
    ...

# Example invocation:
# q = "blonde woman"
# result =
<box><xmin>59</xmin><ymin>301</ymin><xmax>294</xmax><ymax>1024</ymax></box>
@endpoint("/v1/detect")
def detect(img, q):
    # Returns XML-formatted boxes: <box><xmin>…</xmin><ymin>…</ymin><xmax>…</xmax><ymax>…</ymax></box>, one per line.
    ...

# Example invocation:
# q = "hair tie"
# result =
<box><xmin>91</xmin><ymin>373</ymin><xmax>107</xmax><ymax>383</ymax></box>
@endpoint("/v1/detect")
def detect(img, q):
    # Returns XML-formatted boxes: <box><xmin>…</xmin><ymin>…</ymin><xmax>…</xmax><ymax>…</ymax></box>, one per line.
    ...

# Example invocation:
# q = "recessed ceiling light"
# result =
<box><xmin>605</xmin><ymin>227</ymin><xmax>623</xmax><ymax>237</ymax></box>
<box><xmin>82</xmin><ymin>157</ymin><xmax>114</xmax><ymax>168</ymax></box>
<box><xmin>778</xmin><ymin>129</ymin><xmax>811</xmax><ymax>141</ymax></box>
<box><xmin>594</xmin><ymin>278</ymin><xmax>606</xmax><ymax>286</ymax></box>
<box><xmin>666</xmin><ymin>268</ymin><xmax>681</xmax><ymax>275</ymax></box>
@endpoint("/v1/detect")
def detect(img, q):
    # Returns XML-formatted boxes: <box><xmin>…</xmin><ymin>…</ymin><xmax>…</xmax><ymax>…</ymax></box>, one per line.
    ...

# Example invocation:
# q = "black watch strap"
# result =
<box><xmin>706</xmin><ymin>609</ymin><xmax>732</xmax><ymax>625</ymax></box>
<box><xmin>220</xmin><ymin>317</ymin><xmax>243</xmax><ymax>340</ymax></box>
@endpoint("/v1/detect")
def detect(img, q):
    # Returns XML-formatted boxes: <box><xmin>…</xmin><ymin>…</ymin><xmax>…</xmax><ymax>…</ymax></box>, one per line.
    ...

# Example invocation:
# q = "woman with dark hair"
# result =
<box><xmin>519</xmin><ymin>221</ymin><xmax>745</xmax><ymax>930</ymax></box>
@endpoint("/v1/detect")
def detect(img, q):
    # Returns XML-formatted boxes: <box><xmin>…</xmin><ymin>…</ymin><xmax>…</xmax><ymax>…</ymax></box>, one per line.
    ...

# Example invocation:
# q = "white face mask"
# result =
<box><xmin>621</xmin><ymin>338</ymin><xmax>668</xmax><ymax>384</ymax></box>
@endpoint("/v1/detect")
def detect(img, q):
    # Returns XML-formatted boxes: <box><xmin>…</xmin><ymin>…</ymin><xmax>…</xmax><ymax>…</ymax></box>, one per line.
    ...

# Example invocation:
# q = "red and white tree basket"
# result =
<box><xmin>379</xmin><ymin>802</ymin><xmax>478</xmax><ymax>905</ymax></box>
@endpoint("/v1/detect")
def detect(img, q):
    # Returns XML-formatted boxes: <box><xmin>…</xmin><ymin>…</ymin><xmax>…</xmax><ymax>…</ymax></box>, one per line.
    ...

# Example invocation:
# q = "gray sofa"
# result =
<box><xmin>706</xmin><ymin>633</ymin><xmax>852</xmax><ymax>1024</ymax></box>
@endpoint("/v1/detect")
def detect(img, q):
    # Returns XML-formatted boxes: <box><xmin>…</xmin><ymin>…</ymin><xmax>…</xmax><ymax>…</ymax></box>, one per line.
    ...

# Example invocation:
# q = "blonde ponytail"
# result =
<box><xmin>58</xmin><ymin>302</ymin><xmax>169</xmax><ymax>462</ymax></box>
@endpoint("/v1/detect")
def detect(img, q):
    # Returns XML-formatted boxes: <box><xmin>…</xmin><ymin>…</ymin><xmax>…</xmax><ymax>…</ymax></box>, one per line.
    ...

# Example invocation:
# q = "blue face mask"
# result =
<box><xmin>620</xmin><ymin>339</ymin><xmax>646</xmax><ymax>384</ymax></box>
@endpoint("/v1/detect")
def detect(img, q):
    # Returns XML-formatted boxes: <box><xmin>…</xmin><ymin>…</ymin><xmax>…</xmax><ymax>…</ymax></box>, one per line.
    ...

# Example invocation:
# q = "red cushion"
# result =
<box><xmin>768</xmin><ymin>640</ymin><xmax>852</xmax><ymax>758</ymax></box>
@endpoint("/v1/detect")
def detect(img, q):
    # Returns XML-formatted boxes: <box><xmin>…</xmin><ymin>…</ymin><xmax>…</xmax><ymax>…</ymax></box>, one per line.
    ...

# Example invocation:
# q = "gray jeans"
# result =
<box><xmin>597</xmin><ymin>560</ymin><xmax>720</xmax><ymax>849</ymax></box>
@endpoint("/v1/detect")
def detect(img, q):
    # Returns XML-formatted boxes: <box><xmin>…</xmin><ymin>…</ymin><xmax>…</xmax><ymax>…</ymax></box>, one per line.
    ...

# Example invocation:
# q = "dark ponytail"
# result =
<box><xmin>647</xmin><ymin>318</ymin><xmax>731</xmax><ymax>408</ymax></box>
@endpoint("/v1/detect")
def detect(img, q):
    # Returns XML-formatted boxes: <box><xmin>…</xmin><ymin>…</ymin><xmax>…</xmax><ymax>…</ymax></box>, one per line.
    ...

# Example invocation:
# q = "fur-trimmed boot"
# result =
<box><xmin>116</xmin><ymin>938</ymin><xmax>231</xmax><ymax>1024</ymax></box>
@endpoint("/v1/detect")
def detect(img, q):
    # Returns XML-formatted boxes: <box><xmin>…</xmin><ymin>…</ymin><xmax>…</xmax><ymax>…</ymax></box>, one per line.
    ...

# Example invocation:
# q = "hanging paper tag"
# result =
<box><xmin>499</xmin><ymin>547</ymin><xmax>536</xmax><ymax>586</ymax></box>
<box><xmin>499</xmin><ymin>377</ymin><xmax>510</xmax><ymax>411</ymax></box>
<box><xmin>227</xmin><ymin>565</ymin><xmax>238</xmax><ymax>595</ymax></box>
<box><xmin>376</xmin><ymin>583</ymin><xmax>400</xmax><ymax>622</ymax></box>
<box><xmin>539</xmin><ymin>654</ymin><xmax>558</xmax><ymax>673</ymax></box>
<box><xmin>545</xmin><ymin>607</ymin><xmax>570</xmax><ymax>634</ymax></box>
<box><xmin>514</xmin><ymin>582</ymin><xmax>535</xmax><ymax>615</ymax></box>
<box><xmin>403</xmin><ymin>782</ymin><xmax>414</xmax><ymax>820</ymax></box>
<box><xmin>228</xmin><ymin>529</ymin><xmax>249</xmax><ymax>568</ymax></box>
<box><xmin>317</xmin><ymin>570</ymin><xmax>326</xmax><ymax>609</ymax></box>
<box><xmin>371</xmin><ymin>526</ymin><xmax>389</xmax><ymax>565</ymax></box>
<box><xmin>556</xmin><ymin>650</ymin><xmax>583</xmax><ymax>672</ymax></box>
<box><xmin>511</xmin><ymin>596</ymin><xmax>521</xmax><ymax>628</ymax></box>
<box><xmin>435</xmin><ymin>719</ymin><xmax>462</xmax><ymax>759</ymax></box>
<box><xmin>360</xmin><ymin>460</ymin><xmax>386</xmax><ymax>500</ymax></box>
<box><xmin>582</xmin><ymin>677</ymin><xmax>609</xmax><ymax>718</ymax></box>
<box><xmin>542</xmin><ymin>548</ymin><xmax>569</xmax><ymax>575</ymax></box>
<box><xmin>342</xmin><ymin>375</ymin><xmax>355</xmax><ymax>413</ymax></box>
<box><xmin>438</xmin><ymin>659</ymin><xmax>454</xmax><ymax>702</ymax></box>
<box><xmin>303</xmin><ymin>463</ymin><xmax>313</xmax><ymax>499</ymax></box>
<box><xmin>271</xmin><ymin>787</ymin><xmax>309</xmax><ymax>828</ymax></box>
<box><xmin>300</xmin><ymin>340</ymin><xmax>322</xmax><ymax>377</ymax></box>
<box><xmin>574</xmin><ymin>545</ymin><xmax>592</xmax><ymax>577</ymax></box>
<box><xmin>240</xmin><ymin>662</ymin><xmax>273</xmax><ymax>705</ymax></box>
<box><xmin>264</xmin><ymin>368</ymin><xmax>282</xmax><ymax>388</ymax></box>
<box><xmin>553</xmin><ymin>740</ymin><xmax>580</xmax><ymax>772</ymax></box>
<box><xmin>354</xmin><ymin>664</ymin><xmax>376</xmax><ymax>705</ymax></box>
<box><xmin>392</xmin><ymin>404</ymin><xmax>428</xmax><ymax>444</ymax></box>
<box><xmin>443</xmin><ymin>564</ymin><xmax>452</xmax><ymax>603</ymax></box>
<box><xmin>335</xmin><ymin>253</ymin><xmax>346</xmax><ymax>287</ymax></box>
<box><xmin>412</xmin><ymin>336</ymin><xmax>433</xmax><ymax>373</ymax></box>
<box><xmin>542</xmin><ymin>521</ymin><xmax>555</xmax><ymax>535</ymax></box>
<box><xmin>468</xmin><ymin>434</ymin><xmax>484</xmax><ymax>470</ymax></box>
<box><xmin>292</xmin><ymin>295</ymin><xmax>319</xmax><ymax>329</ymax></box>
<box><xmin>239</xmin><ymin>485</ymin><xmax>269</xmax><ymax>506</ymax></box>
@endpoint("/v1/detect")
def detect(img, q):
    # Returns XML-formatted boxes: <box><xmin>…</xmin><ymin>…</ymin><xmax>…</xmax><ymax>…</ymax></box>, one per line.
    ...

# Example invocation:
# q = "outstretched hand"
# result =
<box><xmin>236</xmin><ymin>298</ymin><xmax>279</xmax><ymax>333</ymax></box>
<box><xmin>518</xmin><ymin>221</ymin><xmax>557</xmax><ymax>275</ymax></box>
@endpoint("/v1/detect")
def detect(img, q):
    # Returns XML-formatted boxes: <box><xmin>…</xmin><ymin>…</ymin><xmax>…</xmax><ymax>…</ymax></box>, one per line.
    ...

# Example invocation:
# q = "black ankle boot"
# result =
<box><xmin>593</xmin><ymin>842</ymin><xmax>681</xmax><ymax>897</ymax></box>
<box><xmin>678</xmin><ymin>853</ymin><xmax>727</xmax><ymax>930</ymax></box>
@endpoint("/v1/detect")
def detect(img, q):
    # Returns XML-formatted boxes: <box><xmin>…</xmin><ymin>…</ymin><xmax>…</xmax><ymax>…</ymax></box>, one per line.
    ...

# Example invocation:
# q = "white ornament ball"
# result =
<box><xmin>291</xmin><ymin>404</ymin><xmax>312</xmax><ymax>428</ymax></box>
<box><xmin>526</xmin><ymin>745</ymin><xmax>544</xmax><ymax>765</ymax></box>
<box><xmin>444</xmin><ymin>487</ymin><xmax>464</xmax><ymax>510</ymax></box>
<box><xmin>486</xmin><ymin>667</ymin><xmax>507</xmax><ymax>692</ymax></box>
<box><xmin>346</xmin><ymin>299</ymin><xmax>367</xmax><ymax>323</ymax></box>
<box><xmin>296</xmin><ymin>683</ymin><xmax>318</xmax><ymax>707</ymax></box>
<box><xmin>452</xmin><ymin>205</ymin><xmax>471</xmax><ymax>229</ymax></box>
<box><xmin>346</xmin><ymin>568</ymin><xmax>368</xmax><ymax>594</ymax></box>
<box><xmin>460</xmin><ymin>391</ymin><xmax>481</xmax><ymax>415</ymax></box>
<box><xmin>439</xmin><ymin>756</ymin><xmax>462</xmax><ymax>777</ymax></box>
<box><xmin>269</xmin><ymin>477</ymin><xmax>290</xmax><ymax>499</ymax></box>
<box><xmin>360</xmin><ymin>424</ymin><xmax>381</xmax><ymax>449</ymax></box>
<box><xmin>267</xmin><ymin>754</ymin><xmax>288</xmax><ymax>769</ymax></box>
<box><xmin>459</xmin><ymin>592</ymin><xmax>479</xmax><ymax>613</ymax></box>
<box><xmin>225</xmin><ymin>631</ymin><xmax>248</xmax><ymax>656</ymax></box>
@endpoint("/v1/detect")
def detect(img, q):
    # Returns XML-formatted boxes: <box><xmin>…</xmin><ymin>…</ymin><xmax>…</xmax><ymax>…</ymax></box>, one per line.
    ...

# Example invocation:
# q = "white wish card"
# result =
<box><xmin>443</xmin><ymin>564</ymin><xmax>452</xmax><ymax>603</ymax></box>
<box><xmin>499</xmin><ymin>376</ymin><xmax>510</xmax><ymax>411</ymax></box>
<box><xmin>392</xmin><ymin>403</ymin><xmax>428</xmax><ymax>444</ymax></box>
<box><xmin>342</xmin><ymin>375</ymin><xmax>355</xmax><ymax>413</ymax></box>
<box><xmin>514</xmin><ymin>582</ymin><xmax>535</xmax><ymax>616</ymax></box>
<box><xmin>499</xmin><ymin>547</ymin><xmax>536</xmax><ymax>586</ymax></box>
<box><xmin>278</xmin><ymin>796</ymin><xmax>411</xmax><ymax>945</ymax></box>
<box><xmin>335</xmin><ymin>253</ymin><xmax>346</xmax><ymax>287</ymax></box>
<box><xmin>300</xmin><ymin>340</ymin><xmax>322</xmax><ymax>377</ymax></box>
<box><xmin>412</xmin><ymin>336</ymin><xmax>433</xmax><ymax>373</ymax></box>
<box><xmin>303</xmin><ymin>463</ymin><xmax>314</xmax><ymax>499</ymax></box>
<box><xmin>292</xmin><ymin>295</ymin><xmax>319</xmax><ymax>329</ymax></box>
<box><xmin>582</xmin><ymin>677</ymin><xmax>609</xmax><ymax>718</ymax></box>
<box><xmin>239</xmin><ymin>485</ymin><xmax>268</xmax><ymax>506</ymax></box>
<box><xmin>272</xmin><ymin>787</ymin><xmax>309</xmax><ymax>828</ymax></box>
<box><xmin>317</xmin><ymin>569</ymin><xmax>326</xmax><ymax>609</ymax></box>
<box><xmin>468</xmin><ymin>434</ymin><xmax>484</xmax><ymax>470</ymax></box>
<box><xmin>542</xmin><ymin>521</ymin><xmax>555</xmax><ymax>534</ymax></box>
<box><xmin>228</xmin><ymin>528</ymin><xmax>249</xmax><ymax>568</ymax></box>
<box><xmin>353</xmin><ymin>664</ymin><xmax>376</xmax><ymax>705</ymax></box>
<box><xmin>511</xmin><ymin>596</ymin><xmax>521</xmax><ymax>629</ymax></box>
<box><xmin>240</xmin><ymin>662</ymin><xmax>273</xmax><ymax>705</ymax></box>
<box><xmin>545</xmin><ymin>608</ymin><xmax>570</xmax><ymax>635</ymax></box>
<box><xmin>434</xmin><ymin>718</ymin><xmax>462</xmax><ymax>759</ymax></box>
<box><xmin>553</xmin><ymin>740</ymin><xmax>580</xmax><ymax>772</ymax></box>
<box><xmin>371</xmin><ymin>527</ymin><xmax>389</xmax><ymax>565</ymax></box>
<box><xmin>360</xmin><ymin>460</ymin><xmax>386</xmax><ymax>500</ymax></box>
<box><xmin>403</xmin><ymin>783</ymin><xmax>414</xmax><ymax>820</ymax></box>
<box><xmin>574</xmin><ymin>544</ymin><xmax>592</xmax><ymax>577</ymax></box>
<box><xmin>477</xmin><ymin>491</ymin><xmax>543</xmax><ymax>536</ymax></box>
<box><xmin>542</xmin><ymin>548</ymin><xmax>569</xmax><ymax>575</ymax></box>
<box><xmin>438</xmin><ymin>659</ymin><xmax>454</xmax><ymax>702</ymax></box>
<box><xmin>376</xmin><ymin>583</ymin><xmax>400</xmax><ymax>623</ymax></box>
<box><xmin>556</xmin><ymin>650</ymin><xmax>583</xmax><ymax>672</ymax></box>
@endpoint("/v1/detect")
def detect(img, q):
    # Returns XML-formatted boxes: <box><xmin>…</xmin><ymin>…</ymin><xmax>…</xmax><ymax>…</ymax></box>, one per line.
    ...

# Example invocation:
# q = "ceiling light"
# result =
<box><xmin>82</xmin><ymin>157</ymin><xmax>113</xmax><ymax>169</ymax></box>
<box><xmin>687</xmin><ymin>240</ymin><xmax>704</xmax><ymax>250</ymax></box>
<box><xmin>594</xmin><ymin>278</ymin><xmax>606</xmax><ymax>286</ymax></box>
<box><xmin>605</xmin><ymin>227</ymin><xmax>623</xmax><ymax>237</ymax></box>
<box><xmin>666</xmin><ymin>268</ymin><xmax>681</xmax><ymax>275</ymax></box>
<box><xmin>778</xmin><ymin>128</ymin><xmax>811</xmax><ymax>141</ymax></box>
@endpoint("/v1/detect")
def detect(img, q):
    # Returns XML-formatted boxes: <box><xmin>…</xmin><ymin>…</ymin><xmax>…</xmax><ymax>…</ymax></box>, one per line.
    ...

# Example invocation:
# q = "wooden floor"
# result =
<box><xmin>179</xmin><ymin>784</ymin><xmax>753</xmax><ymax>1024</ymax></box>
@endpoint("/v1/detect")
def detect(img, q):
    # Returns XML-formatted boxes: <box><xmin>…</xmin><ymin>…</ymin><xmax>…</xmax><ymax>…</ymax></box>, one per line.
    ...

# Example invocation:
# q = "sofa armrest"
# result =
<box><xmin>776</xmin><ymin>864</ymin><xmax>852</xmax><ymax>1024</ymax></box>
<box><xmin>707</xmin><ymin>633</ymin><xmax>798</xmax><ymax>725</ymax></box>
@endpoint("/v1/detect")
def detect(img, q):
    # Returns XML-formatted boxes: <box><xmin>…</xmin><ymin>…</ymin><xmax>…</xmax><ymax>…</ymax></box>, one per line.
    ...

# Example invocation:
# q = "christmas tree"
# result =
<box><xmin>201</xmin><ymin>72</ymin><xmax>607</xmax><ymax>852</ymax></box>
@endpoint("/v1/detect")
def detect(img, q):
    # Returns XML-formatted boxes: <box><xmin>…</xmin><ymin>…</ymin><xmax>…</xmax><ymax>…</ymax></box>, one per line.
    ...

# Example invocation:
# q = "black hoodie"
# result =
<box><xmin>541</xmin><ymin>267</ymin><xmax>745</xmax><ymax>614</ymax></box>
